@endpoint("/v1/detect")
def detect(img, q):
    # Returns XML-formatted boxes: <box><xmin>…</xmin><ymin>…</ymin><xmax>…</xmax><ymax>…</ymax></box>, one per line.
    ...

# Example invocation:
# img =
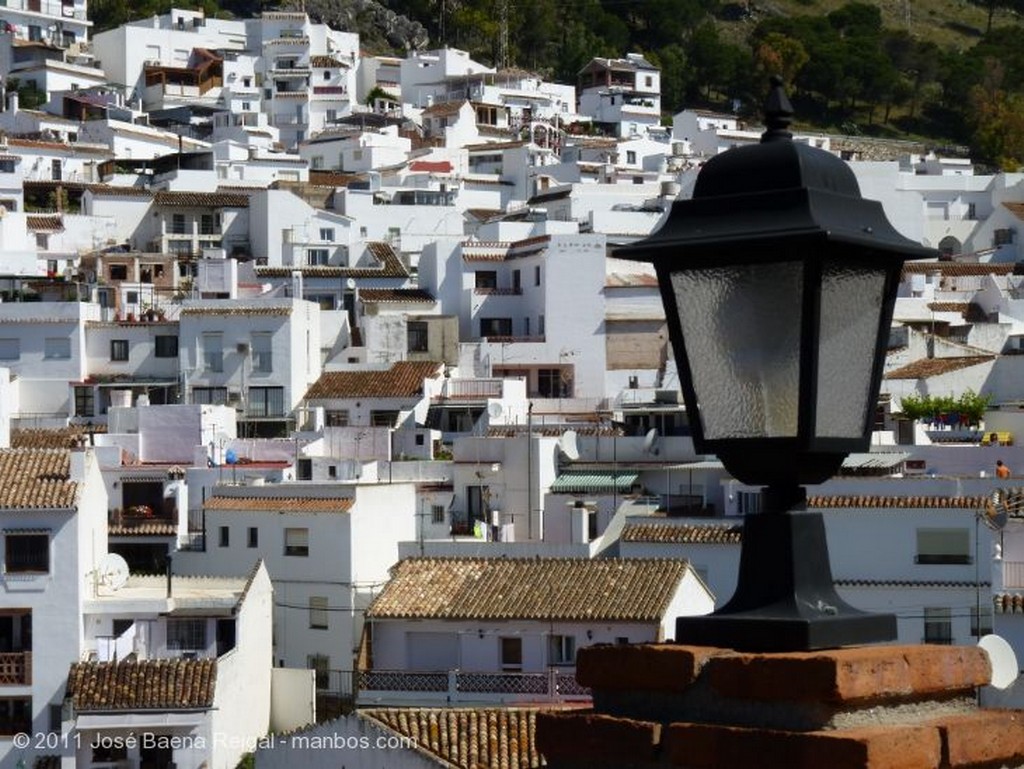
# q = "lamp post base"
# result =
<box><xmin>676</xmin><ymin>492</ymin><xmax>896</xmax><ymax>652</ymax></box>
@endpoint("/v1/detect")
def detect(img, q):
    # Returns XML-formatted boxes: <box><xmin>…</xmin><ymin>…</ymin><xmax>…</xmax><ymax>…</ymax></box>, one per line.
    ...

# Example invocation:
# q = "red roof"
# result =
<box><xmin>409</xmin><ymin>160</ymin><xmax>453</xmax><ymax>173</ymax></box>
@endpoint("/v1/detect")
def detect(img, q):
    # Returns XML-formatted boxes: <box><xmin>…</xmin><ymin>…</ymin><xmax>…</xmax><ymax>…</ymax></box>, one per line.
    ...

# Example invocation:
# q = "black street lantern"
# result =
<box><xmin>616</xmin><ymin>78</ymin><xmax>936</xmax><ymax>652</ymax></box>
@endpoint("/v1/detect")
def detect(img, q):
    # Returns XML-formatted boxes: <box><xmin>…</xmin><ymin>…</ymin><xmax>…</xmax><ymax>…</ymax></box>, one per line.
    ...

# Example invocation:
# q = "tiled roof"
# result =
<box><xmin>359</xmin><ymin>288</ymin><xmax>435</xmax><ymax>303</ymax></box>
<box><xmin>422</xmin><ymin>100</ymin><xmax>467</xmax><ymax>117</ymax></box>
<box><xmin>108</xmin><ymin>521</ymin><xmax>178</xmax><ymax>536</ymax></box>
<box><xmin>807</xmin><ymin>495</ymin><xmax>984</xmax><ymax>509</ymax></box>
<box><xmin>179</xmin><ymin>305</ymin><xmax>292</xmax><ymax>316</ymax></box>
<box><xmin>86</xmin><ymin>185</ymin><xmax>154</xmax><ymax>198</ymax></box>
<box><xmin>0</xmin><ymin>449</ymin><xmax>78</xmax><ymax>510</ymax></box>
<box><xmin>621</xmin><ymin>523</ymin><xmax>743</xmax><ymax>544</ymax></box>
<box><xmin>304</xmin><ymin>361</ymin><xmax>442</xmax><ymax>399</ymax></box>
<box><xmin>606</xmin><ymin>273</ymin><xmax>658</xmax><ymax>288</ymax></box>
<box><xmin>66</xmin><ymin>659</ymin><xmax>216</xmax><ymax>711</ymax></box>
<box><xmin>26</xmin><ymin>214</ymin><xmax>63</xmax><ymax>232</ymax></box>
<box><xmin>1004</xmin><ymin>202</ymin><xmax>1024</xmax><ymax>219</ymax></box>
<box><xmin>203</xmin><ymin>496</ymin><xmax>354</xmax><ymax>513</ymax></box>
<box><xmin>408</xmin><ymin>160</ymin><xmax>453</xmax><ymax>173</ymax></box>
<box><xmin>902</xmin><ymin>262</ymin><xmax>1016</xmax><ymax>277</ymax></box>
<box><xmin>364</xmin><ymin>708</ymin><xmax>543</xmax><ymax>769</ymax></box>
<box><xmin>152</xmin><ymin>190</ymin><xmax>250</xmax><ymax>208</ymax></box>
<box><xmin>549</xmin><ymin>471</ymin><xmax>640</xmax><ymax>493</ymax></box>
<box><xmin>11</xmin><ymin>426</ymin><xmax>105</xmax><ymax>449</ymax></box>
<box><xmin>365</xmin><ymin>241</ymin><xmax>410</xmax><ymax>276</ymax></box>
<box><xmin>366</xmin><ymin>557</ymin><xmax>689</xmax><ymax>621</ymax></box>
<box><xmin>310</xmin><ymin>55</ymin><xmax>344</xmax><ymax>68</ymax></box>
<box><xmin>884</xmin><ymin>355</ymin><xmax>994</xmax><ymax>380</ymax></box>
<box><xmin>927</xmin><ymin>302</ymin><xmax>970</xmax><ymax>313</ymax></box>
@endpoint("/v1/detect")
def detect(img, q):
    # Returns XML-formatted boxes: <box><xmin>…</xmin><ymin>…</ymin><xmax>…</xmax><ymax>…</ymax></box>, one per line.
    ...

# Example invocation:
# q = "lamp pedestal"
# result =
<box><xmin>676</xmin><ymin>488</ymin><xmax>896</xmax><ymax>652</ymax></box>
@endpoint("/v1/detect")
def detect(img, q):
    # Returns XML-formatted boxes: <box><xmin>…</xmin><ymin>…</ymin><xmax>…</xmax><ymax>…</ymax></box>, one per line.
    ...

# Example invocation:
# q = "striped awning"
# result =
<box><xmin>550</xmin><ymin>471</ymin><xmax>640</xmax><ymax>494</ymax></box>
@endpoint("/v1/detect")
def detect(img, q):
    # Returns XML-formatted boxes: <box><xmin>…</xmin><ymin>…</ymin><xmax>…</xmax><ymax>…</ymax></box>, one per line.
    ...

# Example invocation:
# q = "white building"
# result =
<box><xmin>359</xmin><ymin>556</ymin><xmax>713</xmax><ymax>706</ymax></box>
<box><xmin>577</xmin><ymin>54</ymin><xmax>660</xmax><ymax>139</ymax></box>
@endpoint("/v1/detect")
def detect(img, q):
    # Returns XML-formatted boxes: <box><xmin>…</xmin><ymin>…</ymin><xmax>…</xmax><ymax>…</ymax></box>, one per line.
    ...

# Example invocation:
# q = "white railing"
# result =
<box><xmin>356</xmin><ymin>668</ymin><xmax>590</xmax><ymax>705</ymax></box>
<box><xmin>1004</xmin><ymin>561</ymin><xmax>1024</xmax><ymax>588</ymax></box>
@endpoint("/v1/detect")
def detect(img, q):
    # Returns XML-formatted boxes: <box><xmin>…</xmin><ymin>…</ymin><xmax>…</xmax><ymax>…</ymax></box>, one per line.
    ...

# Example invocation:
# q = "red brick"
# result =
<box><xmin>707</xmin><ymin>645</ymin><xmax>991</xmax><ymax>704</ymax></box>
<box><xmin>934</xmin><ymin>710</ymin><xmax>1024</xmax><ymax>767</ymax></box>
<box><xmin>575</xmin><ymin>644</ymin><xmax>729</xmax><ymax>692</ymax></box>
<box><xmin>536</xmin><ymin>711</ymin><xmax>661</xmax><ymax>766</ymax></box>
<box><xmin>665</xmin><ymin>722</ymin><xmax>942</xmax><ymax>769</ymax></box>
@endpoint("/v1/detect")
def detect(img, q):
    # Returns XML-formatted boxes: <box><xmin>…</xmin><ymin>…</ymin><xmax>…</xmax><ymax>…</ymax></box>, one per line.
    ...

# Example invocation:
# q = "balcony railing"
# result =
<box><xmin>1004</xmin><ymin>561</ymin><xmax>1024</xmax><ymax>588</ymax></box>
<box><xmin>0</xmin><ymin>653</ymin><xmax>31</xmax><ymax>685</ymax></box>
<box><xmin>356</xmin><ymin>668</ymin><xmax>591</xmax><ymax>705</ymax></box>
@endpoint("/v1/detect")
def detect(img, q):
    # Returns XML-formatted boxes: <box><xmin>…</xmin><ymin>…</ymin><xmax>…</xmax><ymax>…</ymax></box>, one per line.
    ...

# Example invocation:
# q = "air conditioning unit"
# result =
<box><xmin>236</xmin><ymin>342</ymin><xmax>250</xmax><ymax>354</ymax></box>
<box><xmin>226</xmin><ymin>390</ymin><xmax>242</xmax><ymax>404</ymax></box>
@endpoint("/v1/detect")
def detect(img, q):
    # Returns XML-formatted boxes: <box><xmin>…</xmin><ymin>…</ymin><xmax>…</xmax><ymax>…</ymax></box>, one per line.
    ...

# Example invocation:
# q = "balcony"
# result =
<box><xmin>312</xmin><ymin>86</ymin><xmax>349</xmax><ymax>99</ymax></box>
<box><xmin>1004</xmin><ymin>561</ymin><xmax>1024</xmax><ymax>589</ymax></box>
<box><xmin>0</xmin><ymin>652</ymin><xmax>31</xmax><ymax>685</ymax></box>
<box><xmin>356</xmin><ymin>668</ymin><xmax>590</xmax><ymax>706</ymax></box>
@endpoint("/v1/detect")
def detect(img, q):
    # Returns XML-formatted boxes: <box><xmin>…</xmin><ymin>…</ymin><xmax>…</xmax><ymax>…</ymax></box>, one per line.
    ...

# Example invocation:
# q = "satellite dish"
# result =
<box><xmin>558</xmin><ymin>430</ymin><xmax>580</xmax><ymax>461</ymax></box>
<box><xmin>643</xmin><ymin>428</ymin><xmax>661</xmax><ymax>456</ymax></box>
<box><xmin>979</xmin><ymin>634</ymin><xmax>1019</xmax><ymax>689</ymax></box>
<box><xmin>346</xmin><ymin>277</ymin><xmax>357</xmax><ymax>290</ymax></box>
<box><xmin>98</xmin><ymin>553</ymin><xmax>129</xmax><ymax>591</ymax></box>
<box><xmin>487</xmin><ymin>402</ymin><xmax>505</xmax><ymax>420</ymax></box>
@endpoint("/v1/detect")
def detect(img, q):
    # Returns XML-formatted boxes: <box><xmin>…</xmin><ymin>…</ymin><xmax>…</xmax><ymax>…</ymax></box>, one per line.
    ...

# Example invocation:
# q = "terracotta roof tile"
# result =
<box><xmin>1004</xmin><ymin>202</ymin><xmax>1024</xmax><ymax>219</ymax></box>
<box><xmin>179</xmin><ymin>306</ymin><xmax>292</xmax><ymax>317</ymax></box>
<box><xmin>0</xmin><ymin>449</ymin><xmax>78</xmax><ymax>509</ymax></box>
<box><xmin>621</xmin><ymin>523</ymin><xmax>742</xmax><ymax>544</ymax></box>
<box><xmin>26</xmin><ymin>214</ymin><xmax>63</xmax><ymax>233</ymax></box>
<box><xmin>203</xmin><ymin>496</ymin><xmax>354</xmax><ymax>513</ymax></box>
<box><xmin>11</xmin><ymin>426</ymin><xmax>105</xmax><ymax>450</ymax></box>
<box><xmin>358</xmin><ymin>288</ymin><xmax>435</xmax><ymax>304</ymax></box>
<box><xmin>902</xmin><ymin>262</ymin><xmax>1015</xmax><ymax>277</ymax></box>
<box><xmin>926</xmin><ymin>302</ymin><xmax>970</xmax><ymax>313</ymax></box>
<box><xmin>108</xmin><ymin>521</ymin><xmax>178</xmax><ymax>536</ymax></box>
<box><xmin>66</xmin><ymin>659</ymin><xmax>216</xmax><ymax>711</ymax></box>
<box><xmin>606</xmin><ymin>272</ymin><xmax>658</xmax><ymax>288</ymax></box>
<box><xmin>807</xmin><ymin>495</ymin><xmax>985</xmax><ymax>509</ymax></box>
<box><xmin>304</xmin><ymin>361</ymin><xmax>442</xmax><ymax>400</ymax></box>
<box><xmin>364</xmin><ymin>707</ymin><xmax>544</xmax><ymax>769</ymax></box>
<box><xmin>310</xmin><ymin>55</ymin><xmax>345</xmax><ymax>68</ymax></box>
<box><xmin>366</xmin><ymin>557</ymin><xmax>689</xmax><ymax>621</ymax></box>
<box><xmin>153</xmin><ymin>190</ymin><xmax>250</xmax><ymax>208</ymax></box>
<box><xmin>884</xmin><ymin>355</ymin><xmax>994</xmax><ymax>380</ymax></box>
<box><xmin>422</xmin><ymin>100</ymin><xmax>467</xmax><ymax>117</ymax></box>
<box><xmin>408</xmin><ymin>160</ymin><xmax>453</xmax><ymax>173</ymax></box>
<box><xmin>86</xmin><ymin>185</ymin><xmax>153</xmax><ymax>198</ymax></box>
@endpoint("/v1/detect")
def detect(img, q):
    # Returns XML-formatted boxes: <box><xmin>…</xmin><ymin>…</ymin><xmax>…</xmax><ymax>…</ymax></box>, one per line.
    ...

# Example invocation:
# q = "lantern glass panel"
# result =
<box><xmin>671</xmin><ymin>261</ymin><xmax>803</xmax><ymax>439</ymax></box>
<box><xmin>815</xmin><ymin>260</ymin><xmax>887</xmax><ymax>438</ymax></box>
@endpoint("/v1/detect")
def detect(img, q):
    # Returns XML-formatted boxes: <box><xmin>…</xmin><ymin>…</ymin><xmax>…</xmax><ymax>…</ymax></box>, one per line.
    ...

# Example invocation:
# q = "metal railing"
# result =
<box><xmin>356</xmin><ymin>668</ymin><xmax>591</xmax><ymax>703</ymax></box>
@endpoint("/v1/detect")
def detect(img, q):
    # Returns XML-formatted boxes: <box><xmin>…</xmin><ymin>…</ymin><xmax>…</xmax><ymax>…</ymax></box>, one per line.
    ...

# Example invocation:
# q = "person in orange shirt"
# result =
<box><xmin>996</xmin><ymin>459</ymin><xmax>1011</xmax><ymax>479</ymax></box>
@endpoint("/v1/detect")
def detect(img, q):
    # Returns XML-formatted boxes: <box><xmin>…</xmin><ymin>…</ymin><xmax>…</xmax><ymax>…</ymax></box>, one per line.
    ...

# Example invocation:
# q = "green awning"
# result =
<box><xmin>551</xmin><ymin>471</ymin><xmax>640</xmax><ymax>494</ymax></box>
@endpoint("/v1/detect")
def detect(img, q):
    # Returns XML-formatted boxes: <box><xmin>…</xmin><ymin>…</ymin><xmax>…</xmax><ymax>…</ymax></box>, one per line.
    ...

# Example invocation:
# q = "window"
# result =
<box><xmin>431</xmin><ymin>505</ymin><xmax>445</xmax><ymax>524</ymax></box>
<box><xmin>248</xmin><ymin>386</ymin><xmax>285</xmax><ymax>417</ymax></box>
<box><xmin>480</xmin><ymin>318</ymin><xmax>513</xmax><ymax>337</ymax></box>
<box><xmin>923</xmin><ymin>607</ymin><xmax>952</xmax><ymax>644</ymax></box>
<box><xmin>203</xmin><ymin>332</ymin><xmax>223</xmax><ymax>373</ymax></box>
<box><xmin>309</xmin><ymin>596</ymin><xmax>328</xmax><ymax>629</ymax></box>
<box><xmin>538</xmin><ymin>368</ymin><xmax>567</xmax><ymax>398</ymax></box>
<box><xmin>475</xmin><ymin>271</ymin><xmax>498</xmax><ymax>289</ymax></box>
<box><xmin>626</xmin><ymin>150</ymin><xmax>637</xmax><ymax>164</ymax></box>
<box><xmin>326</xmin><ymin>410</ymin><xmax>349</xmax><ymax>427</ymax></box>
<box><xmin>0</xmin><ymin>339</ymin><xmax>19</xmax><ymax>361</ymax></box>
<box><xmin>170</xmin><ymin>213</ymin><xmax>187</xmax><ymax>235</ymax></box>
<box><xmin>548</xmin><ymin>635</ymin><xmax>576</xmax><ymax>666</ymax></box>
<box><xmin>311</xmin><ymin>156</ymin><xmax>324</xmax><ymax>170</ymax></box>
<box><xmin>513</xmin><ymin>269</ymin><xmax>521</xmax><ymax>291</ymax></box>
<box><xmin>5</xmin><ymin>532</ymin><xmax>49</xmax><ymax>573</ymax></box>
<box><xmin>155</xmin><ymin>335</ymin><xmax>179</xmax><ymax>358</ymax></box>
<box><xmin>109</xmin><ymin>265</ymin><xmax>128</xmax><ymax>281</ymax></box>
<box><xmin>371</xmin><ymin>410</ymin><xmax>399</xmax><ymax>427</ymax></box>
<box><xmin>535</xmin><ymin>265</ymin><xmax>541</xmax><ymax>286</ymax></box>
<box><xmin>307</xmin><ymin>248</ymin><xmax>329</xmax><ymax>266</ymax></box>
<box><xmin>916</xmin><ymin>528</ymin><xmax>971</xmax><ymax>565</ymax></box>
<box><xmin>307</xmin><ymin>653</ymin><xmax>330</xmax><ymax>689</ymax></box>
<box><xmin>74</xmin><ymin>386</ymin><xmax>94</xmax><ymax>418</ymax></box>
<box><xmin>110</xmin><ymin>339</ymin><xmax>129</xmax><ymax>362</ymax></box>
<box><xmin>0</xmin><ymin>698</ymin><xmax>32</xmax><ymax>736</ymax></box>
<box><xmin>971</xmin><ymin>606</ymin><xmax>994</xmax><ymax>637</ymax></box>
<box><xmin>319</xmin><ymin>227</ymin><xmax>334</xmax><ymax>242</ymax></box>
<box><xmin>167</xmin><ymin>618</ymin><xmax>207</xmax><ymax>652</ymax></box>
<box><xmin>251</xmin><ymin>333</ymin><xmax>273</xmax><ymax>373</ymax></box>
<box><xmin>36</xmin><ymin>233</ymin><xmax>48</xmax><ymax>250</ymax></box>
<box><xmin>126</xmin><ymin>290</ymin><xmax>139</xmax><ymax>305</ymax></box>
<box><xmin>218</xmin><ymin>526</ymin><xmax>229</xmax><ymax>548</ymax></box>
<box><xmin>408</xmin><ymin>321</ymin><xmax>429</xmax><ymax>352</ymax></box>
<box><xmin>737</xmin><ymin>491</ymin><xmax>761</xmax><ymax>515</ymax></box>
<box><xmin>285</xmin><ymin>527</ymin><xmax>309</xmax><ymax>556</ymax></box>
<box><xmin>538</xmin><ymin>315</ymin><xmax>545</xmax><ymax>336</ymax></box>
<box><xmin>200</xmin><ymin>214</ymin><xmax>220</xmax><ymax>235</ymax></box>
<box><xmin>44</xmin><ymin>337</ymin><xmax>70</xmax><ymax>359</ymax></box>
<box><xmin>247</xmin><ymin>527</ymin><xmax>258</xmax><ymax>548</ymax></box>
<box><xmin>192</xmin><ymin>387</ymin><xmax>228</xmax><ymax>405</ymax></box>
<box><xmin>500</xmin><ymin>637</ymin><xmax>522</xmax><ymax>671</ymax></box>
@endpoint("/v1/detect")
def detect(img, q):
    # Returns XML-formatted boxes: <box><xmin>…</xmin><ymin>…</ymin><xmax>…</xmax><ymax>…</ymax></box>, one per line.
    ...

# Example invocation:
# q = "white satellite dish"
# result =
<box><xmin>979</xmin><ymin>634</ymin><xmax>1019</xmax><ymax>689</ymax></box>
<box><xmin>487</xmin><ymin>402</ymin><xmax>505</xmax><ymax>420</ymax></box>
<box><xmin>558</xmin><ymin>430</ymin><xmax>580</xmax><ymax>461</ymax></box>
<box><xmin>643</xmin><ymin>428</ymin><xmax>661</xmax><ymax>456</ymax></box>
<box><xmin>98</xmin><ymin>553</ymin><xmax>130</xmax><ymax>591</ymax></box>
<box><xmin>345</xmin><ymin>277</ymin><xmax>357</xmax><ymax>290</ymax></box>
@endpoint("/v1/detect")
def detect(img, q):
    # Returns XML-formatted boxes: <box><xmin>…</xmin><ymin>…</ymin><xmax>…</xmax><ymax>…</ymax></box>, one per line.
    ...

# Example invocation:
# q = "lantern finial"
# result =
<box><xmin>762</xmin><ymin>75</ymin><xmax>793</xmax><ymax>144</ymax></box>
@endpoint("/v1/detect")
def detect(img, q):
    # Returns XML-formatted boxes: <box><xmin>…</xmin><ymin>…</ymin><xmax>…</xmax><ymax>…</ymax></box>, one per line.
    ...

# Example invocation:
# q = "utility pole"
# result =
<box><xmin>497</xmin><ymin>0</ymin><xmax>511</xmax><ymax>70</ymax></box>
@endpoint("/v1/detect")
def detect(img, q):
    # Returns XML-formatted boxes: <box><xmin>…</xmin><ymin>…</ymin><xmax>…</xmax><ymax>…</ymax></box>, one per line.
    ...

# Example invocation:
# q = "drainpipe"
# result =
<box><xmin>166</xmin><ymin>554</ymin><xmax>173</xmax><ymax>599</ymax></box>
